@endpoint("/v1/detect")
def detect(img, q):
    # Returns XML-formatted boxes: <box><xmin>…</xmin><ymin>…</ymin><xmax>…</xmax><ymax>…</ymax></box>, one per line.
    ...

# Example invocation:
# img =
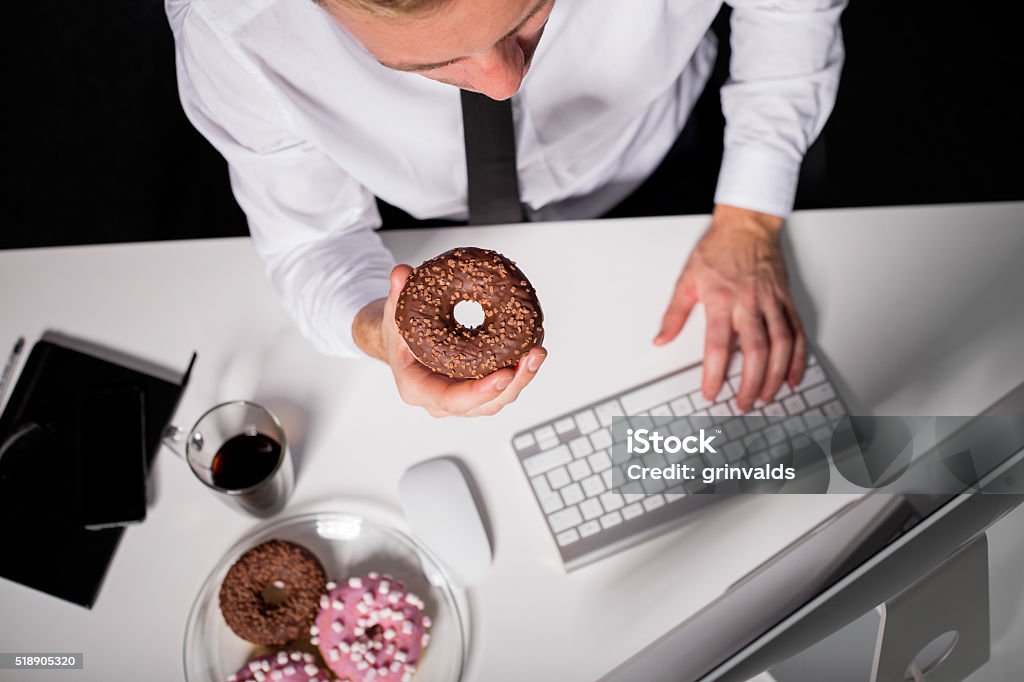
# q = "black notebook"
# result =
<box><xmin>0</xmin><ymin>333</ymin><xmax>193</xmax><ymax>608</ymax></box>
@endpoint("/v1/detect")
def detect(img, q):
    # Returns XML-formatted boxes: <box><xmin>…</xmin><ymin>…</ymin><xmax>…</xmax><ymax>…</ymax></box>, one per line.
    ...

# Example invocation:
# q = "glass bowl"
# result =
<box><xmin>184</xmin><ymin>512</ymin><xmax>466</xmax><ymax>681</ymax></box>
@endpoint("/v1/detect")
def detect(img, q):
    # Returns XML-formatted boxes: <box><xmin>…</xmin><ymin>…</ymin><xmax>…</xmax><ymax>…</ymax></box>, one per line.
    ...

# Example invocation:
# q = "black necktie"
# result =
<box><xmin>460</xmin><ymin>90</ymin><xmax>525</xmax><ymax>225</ymax></box>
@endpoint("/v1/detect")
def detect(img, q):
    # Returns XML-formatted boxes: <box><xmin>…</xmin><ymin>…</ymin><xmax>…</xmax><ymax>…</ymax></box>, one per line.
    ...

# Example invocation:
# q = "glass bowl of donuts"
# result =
<box><xmin>184</xmin><ymin>511</ymin><xmax>466</xmax><ymax>682</ymax></box>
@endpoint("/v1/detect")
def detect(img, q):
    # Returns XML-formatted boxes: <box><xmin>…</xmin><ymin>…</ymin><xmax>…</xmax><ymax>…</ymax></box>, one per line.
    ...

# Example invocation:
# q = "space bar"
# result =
<box><xmin>620</xmin><ymin>366</ymin><xmax>703</xmax><ymax>414</ymax></box>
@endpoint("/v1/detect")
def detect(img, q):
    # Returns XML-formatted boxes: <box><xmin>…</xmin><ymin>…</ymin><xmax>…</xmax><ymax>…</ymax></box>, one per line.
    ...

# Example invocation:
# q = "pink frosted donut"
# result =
<box><xmin>312</xmin><ymin>572</ymin><xmax>432</xmax><ymax>682</ymax></box>
<box><xmin>226</xmin><ymin>651</ymin><xmax>331</xmax><ymax>682</ymax></box>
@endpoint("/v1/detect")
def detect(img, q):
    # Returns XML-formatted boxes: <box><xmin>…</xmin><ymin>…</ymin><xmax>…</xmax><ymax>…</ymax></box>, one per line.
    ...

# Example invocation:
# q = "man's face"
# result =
<box><xmin>327</xmin><ymin>0</ymin><xmax>555</xmax><ymax>100</ymax></box>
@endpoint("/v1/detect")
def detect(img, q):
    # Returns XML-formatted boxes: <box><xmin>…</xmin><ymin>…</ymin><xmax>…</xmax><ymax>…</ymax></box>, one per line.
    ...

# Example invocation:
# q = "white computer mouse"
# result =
<box><xmin>398</xmin><ymin>457</ymin><xmax>492</xmax><ymax>587</ymax></box>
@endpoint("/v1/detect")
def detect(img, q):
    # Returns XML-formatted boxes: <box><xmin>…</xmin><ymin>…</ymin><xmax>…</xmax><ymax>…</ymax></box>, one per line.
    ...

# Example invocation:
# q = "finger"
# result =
<box><xmin>397</xmin><ymin>360</ymin><xmax>514</xmax><ymax>414</ymax></box>
<box><xmin>785</xmin><ymin>302</ymin><xmax>808</xmax><ymax>387</ymax></box>
<box><xmin>388</xmin><ymin>264</ymin><xmax>414</xmax><ymax>307</ymax></box>
<box><xmin>701</xmin><ymin>305</ymin><xmax>733</xmax><ymax>402</ymax></box>
<box><xmin>655</xmin><ymin>279</ymin><xmax>698</xmax><ymax>345</ymax></box>
<box><xmin>733</xmin><ymin>308</ymin><xmax>769</xmax><ymax>412</ymax></box>
<box><xmin>468</xmin><ymin>347</ymin><xmax>547</xmax><ymax>416</ymax></box>
<box><xmin>759</xmin><ymin>302</ymin><xmax>794</xmax><ymax>403</ymax></box>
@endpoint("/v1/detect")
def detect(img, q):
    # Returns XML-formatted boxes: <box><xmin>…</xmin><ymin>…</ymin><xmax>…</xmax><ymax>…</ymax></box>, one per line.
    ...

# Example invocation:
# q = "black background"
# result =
<box><xmin>2</xmin><ymin>0</ymin><xmax>1021</xmax><ymax>250</ymax></box>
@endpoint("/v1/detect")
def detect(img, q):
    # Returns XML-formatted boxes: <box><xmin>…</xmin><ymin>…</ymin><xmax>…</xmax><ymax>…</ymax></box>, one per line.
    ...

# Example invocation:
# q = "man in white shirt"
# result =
<box><xmin>167</xmin><ymin>0</ymin><xmax>845</xmax><ymax>417</ymax></box>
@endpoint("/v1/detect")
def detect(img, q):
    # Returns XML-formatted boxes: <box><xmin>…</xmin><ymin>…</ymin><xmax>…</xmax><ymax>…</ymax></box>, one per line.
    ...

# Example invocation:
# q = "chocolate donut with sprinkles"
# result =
<box><xmin>395</xmin><ymin>247</ymin><xmax>544</xmax><ymax>379</ymax></box>
<box><xmin>218</xmin><ymin>539</ymin><xmax>327</xmax><ymax>646</ymax></box>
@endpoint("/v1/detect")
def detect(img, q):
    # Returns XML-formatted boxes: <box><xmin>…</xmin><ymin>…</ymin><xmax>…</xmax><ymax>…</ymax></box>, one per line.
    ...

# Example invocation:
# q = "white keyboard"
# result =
<box><xmin>511</xmin><ymin>353</ymin><xmax>847</xmax><ymax>569</ymax></box>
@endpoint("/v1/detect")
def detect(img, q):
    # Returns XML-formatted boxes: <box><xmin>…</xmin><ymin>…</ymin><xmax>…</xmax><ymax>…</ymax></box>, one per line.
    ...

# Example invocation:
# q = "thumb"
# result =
<box><xmin>388</xmin><ymin>264</ymin><xmax>414</xmax><ymax>306</ymax></box>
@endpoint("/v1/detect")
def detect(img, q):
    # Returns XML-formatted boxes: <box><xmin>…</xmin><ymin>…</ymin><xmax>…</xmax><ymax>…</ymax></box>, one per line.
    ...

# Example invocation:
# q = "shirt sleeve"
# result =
<box><xmin>166</xmin><ymin>0</ymin><xmax>393</xmax><ymax>357</ymax></box>
<box><xmin>714</xmin><ymin>0</ymin><xmax>846</xmax><ymax>217</ymax></box>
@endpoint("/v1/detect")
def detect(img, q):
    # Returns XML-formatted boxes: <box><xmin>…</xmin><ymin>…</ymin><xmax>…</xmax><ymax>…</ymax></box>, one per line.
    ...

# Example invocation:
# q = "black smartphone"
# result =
<box><xmin>76</xmin><ymin>386</ymin><xmax>148</xmax><ymax>529</ymax></box>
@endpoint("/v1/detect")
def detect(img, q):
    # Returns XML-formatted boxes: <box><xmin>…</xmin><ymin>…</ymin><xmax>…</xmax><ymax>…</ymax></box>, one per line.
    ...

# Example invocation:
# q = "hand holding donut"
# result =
<box><xmin>354</xmin><ymin>256</ymin><xmax>546</xmax><ymax>418</ymax></box>
<box><xmin>654</xmin><ymin>204</ymin><xmax>807</xmax><ymax>412</ymax></box>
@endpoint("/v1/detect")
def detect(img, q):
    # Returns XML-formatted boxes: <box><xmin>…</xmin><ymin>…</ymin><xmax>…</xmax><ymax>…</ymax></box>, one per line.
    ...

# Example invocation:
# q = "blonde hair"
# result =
<box><xmin>315</xmin><ymin>0</ymin><xmax>450</xmax><ymax>18</ymax></box>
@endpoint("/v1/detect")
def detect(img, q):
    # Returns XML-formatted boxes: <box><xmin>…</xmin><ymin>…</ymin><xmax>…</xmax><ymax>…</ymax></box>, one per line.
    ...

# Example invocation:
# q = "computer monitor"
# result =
<box><xmin>600</xmin><ymin>382</ymin><xmax>1024</xmax><ymax>682</ymax></box>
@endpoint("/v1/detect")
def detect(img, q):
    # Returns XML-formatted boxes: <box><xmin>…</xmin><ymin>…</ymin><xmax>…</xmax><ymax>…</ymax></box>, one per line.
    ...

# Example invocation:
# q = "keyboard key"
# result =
<box><xmin>600</xmin><ymin>469</ymin><xmax>613</xmax><ymax>488</ymax></box>
<box><xmin>749</xmin><ymin>449</ymin><xmax>770</xmax><ymax>466</ymax></box>
<box><xmin>623</xmin><ymin>492</ymin><xmax>646</xmax><ymax>504</ymax></box>
<box><xmin>764</xmin><ymin>424</ymin><xmax>787</xmax><ymax>445</ymax></box>
<box><xmin>622</xmin><ymin>503</ymin><xmax>644</xmax><ymax>520</ymax></box>
<box><xmin>523</xmin><ymin>445</ymin><xmax>571</xmax><ymax>476</ymax></box>
<box><xmin>561</xmin><ymin>482</ymin><xmax>584</xmax><ymax>506</ymax></box>
<box><xmin>600</xmin><ymin>492</ymin><xmax>625</xmax><ymax>512</ymax></box>
<box><xmin>803</xmin><ymin>408</ymin><xmax>826</xmax><ymax>429</ymax></box>
<box><xmin>588</xmin><ymin>449</ymin><xmax>612</xmax><ymax>472</ymax></box>
<box><xmin>568</xmin><ymin>459</ymin><xmax>591</xmax><ymax>481</ymax></box>
<box><xmin>769</xmin><ymin>443</ymin><xmax>791</xmax><ymax>460</ymax></box>
<box><xmin>690</xmin><ymin>413</ymin><xmax>713</xmax><ymax>431</ymax></box>
<box><xmin>621</xmin><ymin>366</ymin><xmax>703</xmax><ymax>414</ymax></box>
<box><xmin>783</xmin><ymin>416</ymin><xmax>805</xmax><ymax>436</ymax></box>
<box><xmin>569</xmin><ymin>436</ymin><xmax>594</xmax><ymax>459</ymax></box>
<box><xmin>513</xmin><ymin>433</ymin><xmax>536</xmax><ymax>452</ymax></box>
<box><xmin>702</xmin><ymin>448</ymin><xmax>726</xmax><ymax>467</ymax></box>
<box><xmin>651</xmin><ymin>401</ymin><xmax>675</xmax><ymax>421</ymax></box>
<box><xmin>575</xmin><ymin>409</ymin><xmax>600</xmax><ymax>434</ymax></box>
<box><xmin>579</xmin><ymin>520</ymin><xmax>602</xmax><ymax>538</ymax></box>
<box><xmin>642</xmin><ymin>477</ymin><xmax>667</xmax><ymax>494</ymax></box>
<box><xmin>582</xmin><ymin>474</ymin><xmax>606</xmax><ymax>497</ymax></box>
<box><xmin>600</xmin><ymin>511</ymin><xmax>624</xmax><ymax>529</ymax></box>
<box><xmin>540</xmin><ymin>493</ymin><xmax>564</xmax><ymax>514</ymax></box>
<box><xmin>709</xmin><ymin>403</ymin><xmax>732</xmax><ymax>420</ymax></box>
<box><xmin>746</xmin><ymin>414</ymin><xmax>767</xmax><ymax>432</ymax></box>
<box><xmin>590</xmin><ymin>428</ymin><xmax>613</xmax><ymax>451</ymax></box>
<box><xmin>630</xmin><ymin>414</ymin><xmax>654</xmax><ymax>430</ymax></box>
<box><xmin>555</xmin><ymin>417</ymin><xmax>576</xmax><ymax>435</ymax></box>
<box><xmin>595</xmin><ymin>401</ymin><xmax>622</xmax><ymax>427</ymax></box>
<box><xmin>823</xmin><ymin>399</ymin><xmax>846</xmax><ymax>417</ymax></box>
<box><xmin>642</xmin><ymin>494</ymin><xmax>665</xmax><ymax>512</ymax></box>
<box><xmin>534</xmin><ymin>424</ymin><xmax>556</xmax><ymax>442</ymax></box>
<box><xmin>783</xmin><ymin>394</ymin><xmax>808</xmax><ymax>414</ymax></box>
<box><xmin>556</xmin><ymin>529</ymin><xmax>580</xmax><ymax>546</ymax></box>
<box><xmin>690</xmin><ymin>390</ymin><xmax>713</xmax><ymax>411</ymax></box>
<box><xmin>775</xmin><ymin>383</ymin><xmax>792</xmax><ymax>400</ymax></box>
<box><xmin>743</xmin><ymin>432</ymin><xmax>768</xmax><ymax>452</ymax></box>
<box><xmin>531</xmin><ymin>475</ymin><xmax>552</xmax><ymax>497</ymax></box>
<box><xmin>724</xmin><ymin>441</ymin><xmax>746</xmax><ymax>462</ymax></box>
<box><xmin>580</xmin><ymin>498</ymin><xmax>603</xmax><ymax>520</ymax></box>
<box><xmin>665</xmin><ymin>487</ymin><xmax>687</xmax><ymax>503</ymax></box>
<box><xmin>547</xmin><ymin>467</ymin><xmax>571</xmax><ymax>489</ymax></box>
<box><xmin>723</xmin><ymin>418</ymin><xmax>747</xmax><ymax>440</ymax></box>
<box><xmin>804</xmin><ymin>383</ymin><xmax>837</xmax><ymax>407</ymax></box>
<box><xmin>670</xmin><ymin>395</ymin><xmax>695</xmax><ymax>416</ymax></box>
<box><xmin>797</xmin><ymin>364</ymin><xmax>826</xmax><ymax>390</ymax></box>
<box><xmin>812</xmin><ymin>425</ymin><xmax>833</xmax><ymax>443</ymax></box>
<box><xmin>548</xmin><ymin>506</ymin><xmax>583</xmax><ymax>532</ymax></box>
<box><xmin>664</xmin><ymin>445</ymin><xmax>687</xmax><ymax>465</ymax></box>
<box><xmin>670</xmin><ymin>418</ymin><xmax>693</xmax><ymax>437</ymax></box>
<box><xmin>762</xmin><ymin>402</ymin><xmax>786</xmax><ymax>418</ymax></box>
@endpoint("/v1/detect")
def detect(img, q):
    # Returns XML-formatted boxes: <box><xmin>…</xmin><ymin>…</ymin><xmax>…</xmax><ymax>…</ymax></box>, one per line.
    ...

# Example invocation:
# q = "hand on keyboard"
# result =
<box><xmin>653</xmin><ymin>205</ymin><xmax>807</xmax><ymax>412</ymax></box>
<box><xmin>356</xmin><ymin>265</ymin><xmax>547</xmax><ymax>418</ymax></box>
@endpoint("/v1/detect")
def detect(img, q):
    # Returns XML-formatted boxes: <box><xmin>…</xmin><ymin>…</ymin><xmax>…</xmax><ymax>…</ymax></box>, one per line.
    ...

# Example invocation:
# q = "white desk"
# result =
<box><xmin>1</xmin><ymin>202</ymin><xmax>1023</xmax><ymax>681</ymax></box>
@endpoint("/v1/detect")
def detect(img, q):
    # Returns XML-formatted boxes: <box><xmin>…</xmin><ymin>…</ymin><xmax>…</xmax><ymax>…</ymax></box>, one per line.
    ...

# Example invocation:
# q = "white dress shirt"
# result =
<box><xmin>166</xmin><ymin>0</ymin><xmax>845</xmax><ymax>357</ymax></box>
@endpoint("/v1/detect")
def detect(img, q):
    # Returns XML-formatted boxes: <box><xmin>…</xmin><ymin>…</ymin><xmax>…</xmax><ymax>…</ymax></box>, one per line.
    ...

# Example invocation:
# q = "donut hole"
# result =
<box><xmin>260</xmin><ymin>579</ymin><xmax>289</xmax><ymax>609</ymax></box>
<box><xmin>453</xmin><ymin>299</ymin><xmax>485</xmax><ymax>329</ymax></box>
<box><xmin>365</xmin><ymin>623</ymin><xmax>384</xmax><ymax>641</ymax></box>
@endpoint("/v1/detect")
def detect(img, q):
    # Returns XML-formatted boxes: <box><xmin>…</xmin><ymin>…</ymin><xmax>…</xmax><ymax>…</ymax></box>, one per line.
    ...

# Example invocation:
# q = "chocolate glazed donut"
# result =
<box><xmin>218</xmin><ymin>539</ymin><xmax>327</xmax><ymax>646</ymax></box>
<box><xmin>395</xmin><ymin>247</ymin><xmax>544</xmax><ymax>379</ymax></box>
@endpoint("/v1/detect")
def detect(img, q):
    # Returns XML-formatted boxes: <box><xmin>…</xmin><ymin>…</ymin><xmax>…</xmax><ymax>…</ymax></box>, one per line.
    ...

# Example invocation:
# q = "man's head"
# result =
<box><xmin>318</xmin><ymin>0</ymin><xmax>554</xmax><ymax>100</ymax></box>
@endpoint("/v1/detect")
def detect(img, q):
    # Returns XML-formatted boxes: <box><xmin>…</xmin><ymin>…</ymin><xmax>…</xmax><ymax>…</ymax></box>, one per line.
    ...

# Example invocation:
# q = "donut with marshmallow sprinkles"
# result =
<box><xmin>227</xmin><ymin>651</ymin><xmax>331</xmax><ymax>682</ymax></box>
<box><xmin>312</xmin><ymin>572</ymin><xmax>431</xmax><ymax>682</ymax></box>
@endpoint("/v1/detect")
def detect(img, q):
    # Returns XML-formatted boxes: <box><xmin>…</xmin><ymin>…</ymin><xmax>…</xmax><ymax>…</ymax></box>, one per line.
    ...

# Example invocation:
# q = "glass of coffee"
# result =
<box><xmin>161</xmin><ymin>401</ymin><xmax>293</xmax><ymax>517</ymax></box>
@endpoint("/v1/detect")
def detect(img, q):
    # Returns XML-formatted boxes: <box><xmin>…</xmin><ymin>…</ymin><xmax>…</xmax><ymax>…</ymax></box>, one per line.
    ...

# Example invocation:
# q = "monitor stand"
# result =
<box><xmin>871</xmin><ymin>534</ymin><xmax>989</xmax><ymax>682</ymax></box>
